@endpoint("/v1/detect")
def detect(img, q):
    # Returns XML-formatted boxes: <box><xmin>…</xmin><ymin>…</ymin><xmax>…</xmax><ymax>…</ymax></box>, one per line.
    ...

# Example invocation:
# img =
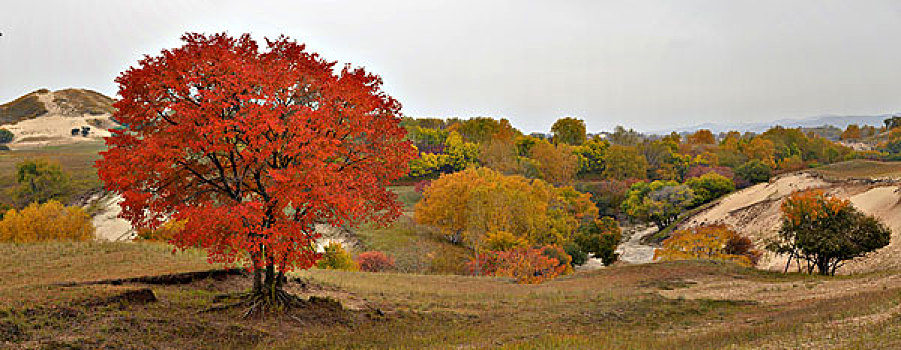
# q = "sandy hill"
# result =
<box><xmin>680</xmin><ymin>160</ymin><xmax>901</xmax><ymax>274</ymax></box>
<box><xmin>0</xmin><ymin>88</ymin><xmax>118</xmax><ymax>148</ymax></box>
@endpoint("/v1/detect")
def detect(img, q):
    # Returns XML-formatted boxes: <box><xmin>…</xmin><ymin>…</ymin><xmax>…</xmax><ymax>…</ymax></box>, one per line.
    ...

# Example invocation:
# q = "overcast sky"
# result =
<box><xmin>2</xmin><ymin>1</ymin><xmax>901</xmax><ymax>132</ymax></box>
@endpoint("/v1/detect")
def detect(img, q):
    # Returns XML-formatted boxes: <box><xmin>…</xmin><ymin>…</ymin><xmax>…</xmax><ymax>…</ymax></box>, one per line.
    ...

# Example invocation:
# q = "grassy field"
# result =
<box><xmin>1</xmin><ymin>242</ymin><xmax>900</xmax><ymax>349</ymax></box>
<box><xmin>0</xmin><ymin>141</ymin><xmax>106</xmax><ymax>205</ymax></box>
<box><xmin>811</xmin><ymin>159</ymin><xmax>901</xmax><ymax>180</ymax></box>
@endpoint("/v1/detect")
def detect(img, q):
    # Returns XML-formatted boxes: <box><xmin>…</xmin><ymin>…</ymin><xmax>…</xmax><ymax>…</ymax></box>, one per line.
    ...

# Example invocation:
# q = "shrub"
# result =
<box><xmin>575</xmin><ymin>179</ymin><xmax>640</xmax><ymax>218</ymax></box>
<box><xmin>468</xmin><ymin>246</ymin><xmax>568</xmax><ymax>284</ymax></box>
<box><xmin>392</xmin><ymin>242</ymin><xmax>432</xmax><ymax>273</ymax></box>
<box><xmin>356</xmin><ymin>251</ymin><xmax>395</xmax><ymax>272</ymax></box>
<box><xmin>540</xmin><ymin>245</ymin><xmax>573</xmax><ymax>274</ymax></box>
<box><xmin>316</xmin><ymin>242</ymin><xmax>358</xmax><ymax>271</ymax></box>
<box><xmin>777</xmin><ymin>155</ymin><xmax>806</xmax><ymax>172</ymax></box>
<box><xmin>563</xmin><ymin>241</ymin><xmax>588</xmax><ymax>266</ymax></box>
<box><xmin>654</xmin><ymin>224</ymin><xmax>761</xmax><ymax>267</ymax></box>
<box><xmin>0</xmin><ymin>128</ymin><xmax>13</xmax><ymax>144</ymax></box>
<box><xmin>0</xmin><ymin>201</ymin><xmax>94</xmax><ymax>242</ymax></box>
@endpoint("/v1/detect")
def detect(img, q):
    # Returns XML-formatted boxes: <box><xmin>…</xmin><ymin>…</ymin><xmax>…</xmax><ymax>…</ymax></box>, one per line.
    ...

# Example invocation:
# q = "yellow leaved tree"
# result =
<box><xmin>654</xmin><ymin>224</ymin><xmax>761</xmax><ymax>267</ymax></box>
<box><xmin>415</xmin><ymin>167</ymin><xmax>597</xmax><ymax>249</ymax></box>
<box><xmin>0</xmin><ymin>200</ymin><xmax>94</xmax><ymax>243</ymax></box>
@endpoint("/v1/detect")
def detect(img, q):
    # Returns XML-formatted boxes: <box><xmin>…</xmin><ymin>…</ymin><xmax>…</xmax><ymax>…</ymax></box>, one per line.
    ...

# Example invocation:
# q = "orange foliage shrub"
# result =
<box><xmin>356</xmin><ymin>251</ymin><xmax>395</xmax><ymax>272</ymax></box>
<box><xmin>468</xmin><ymin>246</ymin><xmax>568</xmax><ymax>284</ymax></box>
<box><xmin>0</xmin><ymin>201</ymin><xmax>94</xmax><ymax>243</ymax></box>
<box><xmin>654</xmin><ymin>224</ymin><xmax>761</xmax><ymax>267</ymax></box>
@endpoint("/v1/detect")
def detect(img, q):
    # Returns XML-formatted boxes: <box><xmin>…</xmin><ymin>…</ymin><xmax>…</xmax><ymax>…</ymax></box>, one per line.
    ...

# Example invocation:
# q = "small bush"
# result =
<box><xmin>541</xmin><ymin>245</ymin><xmax>573</xmax><ymax>274</ymax></box>
<box><xmin>0</xmin><ymin>201</ymin><xmax>94</xmax><ymax>242</ymax></box>
<box><xmin>356</xmin><ymin>251</ymin><xmax>395</xmax><ymax>272</ymax></box>
<box><xmin>316</xmin><ymin>242</ymin><xmax>358</xmax><ymax>271</ymax></box>
<box><xmin>563</xmin><ymin>241</ymin><xmax>587</xmax><ymax>266</ymax></box>
<box><xmin>468</xmin><ymin>246</ymin><xmax>568</xmax><ymax>284</ymax></box>
<box><xmin>0</xmin><ymin>129</ymin><xmax>13</xmax><ymax>144</ymax></box>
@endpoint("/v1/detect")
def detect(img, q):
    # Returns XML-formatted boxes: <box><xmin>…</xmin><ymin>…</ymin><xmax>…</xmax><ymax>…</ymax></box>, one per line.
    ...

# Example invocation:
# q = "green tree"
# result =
<box><xmin>602</xmin><ymin>145</ymin><xmax>648</xmax><ymax>180</ymax></box>
<box><xmin>551</xmin><ymin>117</ymin><xmax>587</xmax><ymax>145</ymax></box>
<box><xmin>575</xmin><ymin>217</ymin><xmax>622</xmax><ymax>265</ymax></box>
<box><xmin>573</xmin><ymin>137</ymin><xmax>609</xmax><ymax>175</ymax></box>
<box><xmin>621</xmin><ymin>181</ymin><xmax>694</xmax><ymax>230</ymax></box>
<box><xmin>735</xmin><ymin>159</ymin><xmax>772</xmax><ymax>185</ymax></box>
<box><xmin>609</xmin><ymin>126</ymin><xmax>642</xmax><ymax>146</ymax></box>
<box><xmin>685</xmin><ymin>172</ymin><xmax>735</xmax><ymax>207</ymax></box>
<box><xmin>13</xmin><ymin>159</ymin><xmax>71</xmax><ymax>207</ymax></box>
<box><xmin>768</xmin><ymin>190</ymin><xmax>891</xmax><ymax>275</ymax></box>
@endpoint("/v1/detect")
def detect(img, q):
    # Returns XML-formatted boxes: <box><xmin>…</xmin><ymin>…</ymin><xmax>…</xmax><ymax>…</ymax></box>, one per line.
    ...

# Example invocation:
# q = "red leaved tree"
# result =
<box><xmin>96</xmin><ymin>33</ymin><xmax>415</xmax><ymax>312</ymax></box>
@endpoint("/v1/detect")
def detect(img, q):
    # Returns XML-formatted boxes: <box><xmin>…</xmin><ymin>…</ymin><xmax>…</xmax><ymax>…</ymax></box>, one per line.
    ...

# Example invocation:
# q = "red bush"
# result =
<box><xmin>356</xmin><ymin>251</ymin><xmax>396</xmax><ymax>272</ymax></box>
<box><xmin>467</xmin><ymin>246</ymin><xmax>567</xmax><ymax>284</ymax></box>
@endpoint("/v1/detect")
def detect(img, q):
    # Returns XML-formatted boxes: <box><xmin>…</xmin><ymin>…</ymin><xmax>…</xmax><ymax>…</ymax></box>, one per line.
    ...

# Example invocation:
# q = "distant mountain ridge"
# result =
<box><xmin>648</xmin><ymin>114</ymin><xmax>898</xmax><ymax>135</ymax></box>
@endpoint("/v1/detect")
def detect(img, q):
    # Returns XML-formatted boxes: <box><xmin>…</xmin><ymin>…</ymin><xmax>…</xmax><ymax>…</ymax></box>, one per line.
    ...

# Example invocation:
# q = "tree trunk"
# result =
<box><xmin>783</xmin><ymin>250</ymin><xmax>794</xmax><ymax>273</ymax></box>
<box><xmin>253</xmin><ymin>267</ymin><xmax>262</xmax><ymax>294</ymax></box>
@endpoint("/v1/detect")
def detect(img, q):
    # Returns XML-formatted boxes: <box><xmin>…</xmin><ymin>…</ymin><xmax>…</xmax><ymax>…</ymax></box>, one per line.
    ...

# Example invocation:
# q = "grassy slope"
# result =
<box><xmin>811</xmin><ymin>159</ymin><xmax>901</xmax><ymax>180</ymax></box>
<box><xmin>354</xmin><ymin>186</ymin><xmax>470</xmax><ymax>274</ymax></box>
<box><xmin>1</xmin><ymin>242</ymin><xmax>899</xmax><ymax>349</ymax></box>
<box><xmin>0</xmin><ymin>141</ymin><xmax>105</xmax><ymax>206</ymax></box>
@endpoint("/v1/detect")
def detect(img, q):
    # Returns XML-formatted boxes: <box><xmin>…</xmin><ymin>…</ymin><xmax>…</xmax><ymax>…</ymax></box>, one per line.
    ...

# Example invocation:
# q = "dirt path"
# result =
<box><xmin>616</xmin><ymin>225</ymin><xmax>658</xmax><ymax>264</ymax></box>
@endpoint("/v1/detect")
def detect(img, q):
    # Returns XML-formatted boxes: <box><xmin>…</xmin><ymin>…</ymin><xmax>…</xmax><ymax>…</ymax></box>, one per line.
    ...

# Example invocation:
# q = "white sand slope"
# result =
<box><xmin>680</xmin><ymin>171</ymin><xmax>901</xmax><ymax>274</ymax></box>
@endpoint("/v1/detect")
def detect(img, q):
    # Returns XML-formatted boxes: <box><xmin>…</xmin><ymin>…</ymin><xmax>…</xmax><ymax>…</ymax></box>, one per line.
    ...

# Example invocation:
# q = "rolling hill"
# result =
<box><xmin>0</xmin><ymin>88</ymin><xmax>118</xmax><ymax>148</ymax></box>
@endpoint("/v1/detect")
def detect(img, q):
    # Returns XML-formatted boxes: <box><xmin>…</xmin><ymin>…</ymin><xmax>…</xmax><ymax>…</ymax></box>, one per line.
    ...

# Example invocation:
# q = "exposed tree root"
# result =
<box><xmin>201</xmin><ymin>288</ymin><xmax>309</xmax><ymax>318</ymax></box>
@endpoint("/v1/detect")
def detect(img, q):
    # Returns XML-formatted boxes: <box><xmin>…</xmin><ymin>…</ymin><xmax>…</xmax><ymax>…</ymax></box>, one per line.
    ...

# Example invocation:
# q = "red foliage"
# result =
<box><xmin>467</xmin><ymin>246</ymin><xmax>568</xmax><ymax>284</ymax></box>
<box><xmin>96</xmin><ymin>33</ymin><xmax>416</xmax><ymax>274</ymax></box>
<box><xmin>356</xmin><ymin>251</ymin><xmax>396</xmax><ymax>272</ymax></box>
<box><xmin>685</xmin><ymin>165</ymin><xmax>734</xmax><ymax>180</ymax></box>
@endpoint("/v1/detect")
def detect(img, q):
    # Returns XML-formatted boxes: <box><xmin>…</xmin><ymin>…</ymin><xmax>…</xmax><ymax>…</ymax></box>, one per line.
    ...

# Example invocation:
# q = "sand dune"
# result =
<box><xmin>2</xmin><ymin>89</ymin><xmax>116</xmax><ymax>149</ymax></box>
<box><xmin>681</xmin><ymin>171</ymin><xmax>901</xmax><ymax>274</ymax></box>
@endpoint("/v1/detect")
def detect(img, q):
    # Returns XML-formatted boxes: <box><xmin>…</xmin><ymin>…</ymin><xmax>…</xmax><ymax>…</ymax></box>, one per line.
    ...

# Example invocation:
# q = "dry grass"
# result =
<box><xmin>0</xmin><ymin>141</ymin><xmax>105</xmax><ymax>206</ymax></box>
<box><xmin>0</xmin><ymin>91</ymin><xmax>48</xmax><ymax>125</ymax></box>
<box><xmin>811</xmin><ymin>160</ymin><xmax>901</xmax><ymax>180</ymax></box>
<box><xmin>1</xmin><ymin>242</ymin><xmax>900</xmax><ymax>349</ymax></box>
